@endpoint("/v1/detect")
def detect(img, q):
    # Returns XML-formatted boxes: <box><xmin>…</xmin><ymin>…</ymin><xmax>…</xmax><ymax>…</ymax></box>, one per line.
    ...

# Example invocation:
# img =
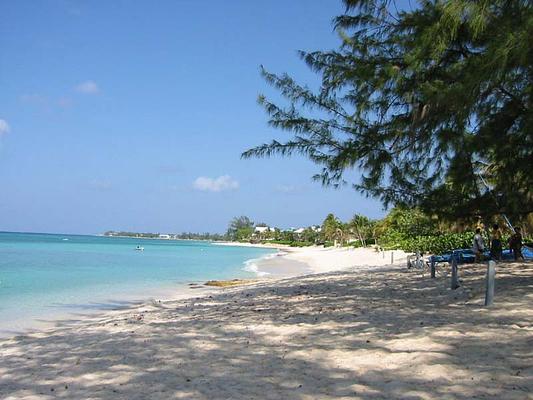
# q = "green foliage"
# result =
<box><xmin>103</xmin><ymin>231</ymin><xmax>228</xmax><ymax>241</ymax></box>
<box><xmin>227</xmin><ymin>216</ymin><xmax>254</xmax><ymax>241</ymax></box>
<box><xmin>263</xmin><ymin>239</ymin><xmax>314</xmax><ymax>247</ymax></box>
<box><xmin>300</xmin><ymin>227</ymin><xmax>320</xmax><ymax>244</ymax></box>
<box><xmin>376</xmin><ymin>207</ymin><xmax>475</xmax><ymax>253</ymax></box>
<box><xmin>383</xmin><ymin>232</ymin><xmax>475</xmax><ymax>254</ymax></box>
<box><xmin>223</xmin><ymin>207</ymin><xmax>528</xmax><ymax>254</ymax></box>
<box><xmin>377</xmin><ymin>207</ymin><xmax>437</xmax><ymax>238</ymax></box>
<box><xmin>321</xmin><ymin>214</ymin><xmax>340</xmax><ymax>241</ymax></box>
<box><xmin>321</xmin><ymin>213</ymin><xmax>346</xmax><ymax>244</ymax></box>
<box><xmin>244</xmin><ymin>0</ymin><xmax>533</xmax><ymax>222</ymax></box>
<box><xmin>275</xmin><ymin>230</ymin><xmax>295</xmax><ymax>242</ymax></box>
<box><xmin>290</xmin><ymin>241</ymin><xmax>314</xmax><ymax>247</ymax></box>
<box><xmin>347</xmin><ymin>213</ymin><xmax>376</xmax><ymax>246</ymax></box>
<box><xmin>349</xmin><ymin>241</ymin><xmax>362</xmax><ymax>248</ymax></box>
<box><xmin>265</xmin><ymin>239</ymin><xmax>293</xmax><ymax>245</ymax></box>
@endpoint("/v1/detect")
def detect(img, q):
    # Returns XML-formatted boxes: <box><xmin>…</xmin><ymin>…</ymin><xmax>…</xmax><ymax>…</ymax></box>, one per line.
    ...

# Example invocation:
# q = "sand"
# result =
<box><xmin>0</xmin><ymin>247</ymin><xmax>531</xmax><ymax>399</ymax></box>
<box><xmin>220</xmin><ymin>243</ymin><xmax>408</xmax><ymax>276</ymax></box>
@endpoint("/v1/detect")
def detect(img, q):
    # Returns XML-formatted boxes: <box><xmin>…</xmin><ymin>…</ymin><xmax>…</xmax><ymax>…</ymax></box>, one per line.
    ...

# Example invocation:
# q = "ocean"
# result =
<box><xmin>0</xmin><ymin>232</ymin><xmax>276</xmax><ymax>336</ymax></box>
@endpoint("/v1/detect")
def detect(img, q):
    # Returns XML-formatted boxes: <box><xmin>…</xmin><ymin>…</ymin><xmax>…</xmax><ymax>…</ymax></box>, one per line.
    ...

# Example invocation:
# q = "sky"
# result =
<box><xmin>0</xmin><ymin>0</ymin><xmax>386</xmax><ymax>235</ymax></box>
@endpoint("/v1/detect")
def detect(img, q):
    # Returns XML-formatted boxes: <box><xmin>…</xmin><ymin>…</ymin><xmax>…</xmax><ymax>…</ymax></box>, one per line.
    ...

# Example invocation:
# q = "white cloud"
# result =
<box><xmin>0</xmin><ymin>119</ymin><xmax>10</xmax><ymax>136</ymax></box>
<box><xmin>75</xmin><ymin>80</ymin><xmax>100</xmax><ymax>94</ymax></box>
<box><xmin>193</xmin><ymin>175</ymin><xmax>239</xmax><ymax>192</ymax></box>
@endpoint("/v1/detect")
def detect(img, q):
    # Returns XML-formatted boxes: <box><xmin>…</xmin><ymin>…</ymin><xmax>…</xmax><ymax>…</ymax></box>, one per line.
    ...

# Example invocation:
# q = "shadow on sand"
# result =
<box><xmin>0</xmin><ymin>262</ymin><xmax>531</xmax><ymax>399</ymax></box>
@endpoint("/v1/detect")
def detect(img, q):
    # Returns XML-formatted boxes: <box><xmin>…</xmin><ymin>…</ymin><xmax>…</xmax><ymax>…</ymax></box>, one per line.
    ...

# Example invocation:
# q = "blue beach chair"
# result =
<box><xmin>428</xmin><ymin>249</ymin><xmax>476</xmax><ymax>265</ymax></box>
<box><xmin>522</xmin><ymin>245</ymin><xmax>533</xmax><ymax>259</ymax></box>
<box><xmin>429</xmin><ymin>245</ymin><xmax>532</xmax><ymax>265</ymax></box>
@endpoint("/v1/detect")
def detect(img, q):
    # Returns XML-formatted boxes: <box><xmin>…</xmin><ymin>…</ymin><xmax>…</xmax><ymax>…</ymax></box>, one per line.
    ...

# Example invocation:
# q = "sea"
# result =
<box><xmin>0</xmin><ymin>232</ymin><xmax>277</xmax><ymax>336</ymax></box>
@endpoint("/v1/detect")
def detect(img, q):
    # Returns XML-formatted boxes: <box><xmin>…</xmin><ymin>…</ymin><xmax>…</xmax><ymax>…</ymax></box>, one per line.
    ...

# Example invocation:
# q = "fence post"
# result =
<box><xmin>484</xmin><ymin>260</ymin><xmax>496</xmax><ymax>306</ymax></box>
<box><xmin>430</xmin><ymin>257</ymin><xmax>436</xmax><ymax>278</ymax></box>
<box><xmin>451</xmin><ymin>255</ymin><xmax>459</xmax><ymax>290</ymax></box>
<box><xmin>391</xmin><ymin>251</ymin><xmax>394</xmax><ymax>265</ymax></box>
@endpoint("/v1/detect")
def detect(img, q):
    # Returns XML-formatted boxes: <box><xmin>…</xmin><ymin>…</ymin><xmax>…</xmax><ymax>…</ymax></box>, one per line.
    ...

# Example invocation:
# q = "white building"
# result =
<box><xmin>253</xmin><ymin>226</ymin><xmax>276</xmax><ymax>240</ymax></box>
<box><xmin>254</xmin><ymin>226</ymin><xmax>273</xmax><ymax>234</ymax></box>
<box><xmin>159</xmin><ymin>234</ymin><xmax>171</xmax><ymax>239</ymax></box>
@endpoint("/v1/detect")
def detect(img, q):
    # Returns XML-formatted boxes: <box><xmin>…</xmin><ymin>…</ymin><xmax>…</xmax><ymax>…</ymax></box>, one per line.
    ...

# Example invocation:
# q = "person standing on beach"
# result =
<box><xmin>473</xmin><ymin>228</ymin><xmax>485</xmax><ymax>263</ymax></box>
<box><xmin>490</xmin><ymin>224</ymin><xmax>503</xmax><ymax>261</ymax></box>
<box><xmin>509</xmin><ymin>227</ymin><xmax>524</xmax><ymax>260</ymax></box>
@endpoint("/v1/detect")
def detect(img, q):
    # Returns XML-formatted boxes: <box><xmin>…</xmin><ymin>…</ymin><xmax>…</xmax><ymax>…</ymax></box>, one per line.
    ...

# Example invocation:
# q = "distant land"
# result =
<box><xmin>103</xmin><ymin>231</ymin><xmax>227</xmax><ymax>241</ymax></box>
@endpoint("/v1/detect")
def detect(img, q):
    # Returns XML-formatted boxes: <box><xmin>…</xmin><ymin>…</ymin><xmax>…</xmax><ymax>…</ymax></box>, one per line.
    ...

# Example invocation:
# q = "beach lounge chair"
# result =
<box><xmin>428</xmin><ymin>245</ymin><xmax>532</xmax><ymax>265</ymax></box>
<box><xmin>427</xmin><ymin>249</ymin><xmax>476</xmax><ymax>266</ymax></box>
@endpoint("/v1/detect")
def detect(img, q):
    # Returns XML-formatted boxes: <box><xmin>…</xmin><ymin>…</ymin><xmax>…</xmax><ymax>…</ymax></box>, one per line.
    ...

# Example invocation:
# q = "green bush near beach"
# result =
<box><xmin>260</xmin><ymin>239</ymin><xmax>315</xmax><ymax>247</ymax></box>
<box><xmin>382</xmin><ymin>232</ymin><xmax>475</xmax><ymax>254</ymax></box>
<box><xmin>228</xmin><ymin>206</ymin><xmax>530</xmax><ymax>255</ymax></box>
<box><xmin>262</xmin><ymin>240</ymin><xmax>294</xmax><ymax>246</ymax></box>
<box><xmin>289</xmin><ymin>241</ymin><xmax>314</xmax><ymax>247</ymax></box>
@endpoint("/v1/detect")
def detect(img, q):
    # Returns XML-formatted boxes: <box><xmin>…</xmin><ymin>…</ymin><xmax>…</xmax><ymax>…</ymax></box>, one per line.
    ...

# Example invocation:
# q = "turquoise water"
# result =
<box><xmin>0</xmin><ymin>232</ymin><xmax>276</xmax><ymax>335</ymax></box>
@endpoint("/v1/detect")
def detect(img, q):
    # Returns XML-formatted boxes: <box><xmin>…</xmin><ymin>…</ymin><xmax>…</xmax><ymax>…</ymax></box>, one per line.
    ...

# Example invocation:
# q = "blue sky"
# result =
<box><xmin>0</xmin><ymin>0</ymin><xmax>385</xmax><ymax>234</ymax></box>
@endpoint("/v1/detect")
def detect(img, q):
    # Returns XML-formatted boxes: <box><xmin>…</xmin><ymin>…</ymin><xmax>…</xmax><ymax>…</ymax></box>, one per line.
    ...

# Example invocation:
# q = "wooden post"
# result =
<box><xmin>484</xmin><ymin>260</ymin><xmax>496</xmax><ymax>306</ymax></box>
<box><xmin>382</xmin><ymin>249</ymin><xmax>385</xmax><ymax>259</ymax></box>
<box><xmin>390</xmin><ymin>251</ymin><xmax>394</xmax><ymax>265</ymax></box>
<box><xmin>451</xmin><ymin>256</ymin><xmax>459</xmax><ymax>290</ymax></box>
<box><xmin>430</xmin><ymin>257</ymin><xmax>435</xmax><ymax>278</ymax></box>
<box><xmin>416</xmin><ymin>251</ymin><xmax>421</xmax><ymax>269</ymax></box>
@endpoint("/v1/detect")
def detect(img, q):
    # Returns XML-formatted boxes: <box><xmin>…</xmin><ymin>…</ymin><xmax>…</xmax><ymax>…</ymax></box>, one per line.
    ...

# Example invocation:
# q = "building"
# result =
<box><xmin>254</xmin><ymin>226</ymin><xmax>272</xmax><ymax>234</ymax></box>
<box><xmin>253</xmin><ymin>226</ymin><xmax>275</xmax><ymax>240</ymax></box>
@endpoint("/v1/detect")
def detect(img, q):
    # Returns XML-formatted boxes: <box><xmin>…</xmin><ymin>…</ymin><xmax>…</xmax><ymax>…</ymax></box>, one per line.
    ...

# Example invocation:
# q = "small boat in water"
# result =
<box><xmin>135</xmin><ymin>245</ymin><xmax>144</xmax><ymax>251</ymax></box>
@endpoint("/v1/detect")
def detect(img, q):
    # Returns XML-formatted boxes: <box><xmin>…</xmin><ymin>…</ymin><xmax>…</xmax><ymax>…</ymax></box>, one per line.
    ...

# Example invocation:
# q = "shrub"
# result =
<box><xmin>289</xmin><ymin>241</ymin><xmax>314</xmax><ymax>247</ymax></box>
<box><xmin>264</xmin><ymin>240</ymin><xmax>293</xmax><ymax>245</ymax></box>
<box><xmin>382</xmin><ymin>232</ymin><xmax>475</xmax><ymax>254</ymax></box>
<box><xmin>263</xmin><ymin>240</ymin><xmax>314</xmax><ymax>247</ymax></box>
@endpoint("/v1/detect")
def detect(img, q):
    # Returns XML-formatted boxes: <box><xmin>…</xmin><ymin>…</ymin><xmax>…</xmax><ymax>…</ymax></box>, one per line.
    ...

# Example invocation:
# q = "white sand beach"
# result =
<box><xmin>216</xmin><ymin>242</ymin><xmax>408</xmax><ymax>276</ymax></box>
<box><xmin>0</xmin><ymin>246</ymin><xmax>532</xmax><ymax>399</ymax></box>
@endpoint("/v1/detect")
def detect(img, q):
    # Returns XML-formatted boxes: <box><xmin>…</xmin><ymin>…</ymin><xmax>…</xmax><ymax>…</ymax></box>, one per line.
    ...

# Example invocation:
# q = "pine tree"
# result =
<box><xmin>243</xmin><ymin>0</ymin><xmax>533</xmax><ymax>223</ymax></box>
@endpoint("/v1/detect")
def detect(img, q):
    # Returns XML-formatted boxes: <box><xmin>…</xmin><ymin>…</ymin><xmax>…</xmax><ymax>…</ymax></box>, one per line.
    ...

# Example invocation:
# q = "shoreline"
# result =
<box><xmin>0</xmin><ymin>280</ymin><xmax>221</xmax><ymax>340</ymax></box>
<box><xmin>0</xmin><ymin>245</ymin><xmax>405</xmax><ymax>340</ymax></box>
<box><xmin>0</xmin><ymin>244</ymin><xmax>296</xmax><ymax>340</ymax></box>
<box><xmin>0</xmin><ymin>243</ymin><xmax>281</xmax><ymax>339</ymax></box>
<box><xmin>1</xmin><ymin>255</ymin><xmax>530</xmax><ymax>399</ymax></box>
